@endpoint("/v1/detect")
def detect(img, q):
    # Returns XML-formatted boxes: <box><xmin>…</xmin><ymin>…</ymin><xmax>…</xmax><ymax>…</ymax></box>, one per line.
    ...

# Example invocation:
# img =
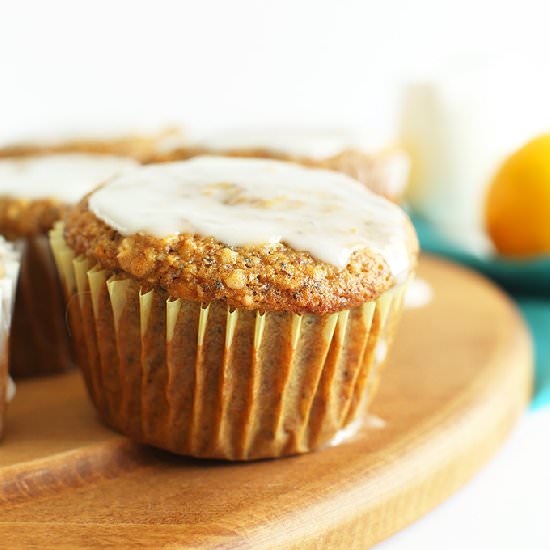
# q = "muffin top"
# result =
<box><xmin>65</xmin><ymin>156</ymin><xmax>417</xmax><ymax>314</ymax></box>
<box><xmin>0</xmin><ymin>153</ymin><xmax>138</xmax><ymax>238</ymax></box>
<box><xmin>192</xmin><ymin>128</ymin><xmax>372</xmax><ymax>160</ymax></box>
<box><xmin>149</xmin><ymin>128</ymin><xmax>410</xmax><ymax>202</ymax></box>
<box><xmin>0</xmin><ymin>127</ymin><xmax>185</xmax><ymax>162</ymax></box>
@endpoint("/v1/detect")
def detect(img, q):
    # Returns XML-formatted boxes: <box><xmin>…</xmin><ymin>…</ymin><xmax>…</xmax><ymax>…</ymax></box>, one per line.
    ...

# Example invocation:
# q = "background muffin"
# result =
<box><xmin>0</xmin><ymin>153</ymin><xmax>138</xmax><ymax>376</ymax></box>
<box><xmin>0</xmin><ymin>237</ymin><xmax>20</xmax><ymax>439</ymax></box>
<box><xmin>148</xmin><ymin>128</ymin><xmax>410</xmax><ymax>202</ymax></box>
<box><xmin>52</xmin><ymin>156</ymin><xmax>417</xmax><ymax>460</ymax></box>
<box><xmin>0</xmin><ymin>127</ymin><xmax>185</xmax><ymax>163</ymax></box>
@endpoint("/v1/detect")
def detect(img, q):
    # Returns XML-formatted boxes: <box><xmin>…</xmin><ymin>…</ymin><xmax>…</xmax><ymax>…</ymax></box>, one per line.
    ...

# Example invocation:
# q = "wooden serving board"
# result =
<box><xmin>0</xmin><ymin>256</ymin><xmax>532</xmax><ymax>549</ymax></box>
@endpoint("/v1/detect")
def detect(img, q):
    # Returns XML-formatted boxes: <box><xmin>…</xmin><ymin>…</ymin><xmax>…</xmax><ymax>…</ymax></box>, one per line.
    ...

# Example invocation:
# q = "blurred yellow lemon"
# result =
<box><xmin>485</xmin><ymin>134</ymin><xmax>550</xmax><ymax>257</ymax></box>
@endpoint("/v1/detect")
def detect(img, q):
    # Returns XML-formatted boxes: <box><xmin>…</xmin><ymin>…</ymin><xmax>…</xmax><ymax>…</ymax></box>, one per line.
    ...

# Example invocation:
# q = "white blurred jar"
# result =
<box><xmin>400</xmin><ymin>58</ymin><xmax>550</xmax><ymax>252</ymax></box>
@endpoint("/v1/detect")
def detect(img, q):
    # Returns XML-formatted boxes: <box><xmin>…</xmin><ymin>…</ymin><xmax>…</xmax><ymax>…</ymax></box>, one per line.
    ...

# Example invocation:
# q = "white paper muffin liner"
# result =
<box><xmin>0</xmin><ymin>238</ymin><xmax>21</xmax><ymax>439</ymax></box>
<box><xmin>9</xmin><ymin>234</ymin><xmax>74</xmax><ymax>376</ymax></box>
<box><xmin>51</xmin><ymin>222</ymin><xmax>408</xmax><ymax>460</ymax></box>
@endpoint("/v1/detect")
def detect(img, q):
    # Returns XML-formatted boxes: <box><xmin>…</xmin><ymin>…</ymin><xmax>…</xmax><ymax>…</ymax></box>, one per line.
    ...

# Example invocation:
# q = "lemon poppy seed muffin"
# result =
<box><xmin>0</xmin><ymin>127</ymin><xmax>185</xmax><ymax>163</ymax></box>
<box><xmin>0</xmin><ymin>238</ymin><xmax>20</xmax><ymax>439</ymax></box>
<box><xmin>52</xmin><ymin>156</ymin><xmax>418</xmax><ymax>460</ymax></box>
<box><xmin>149</xmin><ymin>128</ymin><xmax>410</xmax><ymax>203</ymax></box>
<box><xmin>0</xmin><ymin>153</ymin><xmax>139</xmax><ymax>376</ymax></box>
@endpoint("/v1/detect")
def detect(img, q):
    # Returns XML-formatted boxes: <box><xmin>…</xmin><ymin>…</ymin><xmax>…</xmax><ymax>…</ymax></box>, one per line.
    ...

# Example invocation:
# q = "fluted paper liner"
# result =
<box><xmin>10</xmin><ymin>234</ymin><xmax>74</xmax><ymax>376</ymax></box>
<box><xmin>0</xmin><ymin>337</ymin><xmax>7</xmax><ymax>439</ymax></box>
<box><xmin>50</xmin><ymin>222</ymin><xmax>408</xmax><ymax>460</ymax></box>
<box><xmin>0</xmin><ymin>241</ymin><xmax>20</xmax><ymax>439</ymax></box>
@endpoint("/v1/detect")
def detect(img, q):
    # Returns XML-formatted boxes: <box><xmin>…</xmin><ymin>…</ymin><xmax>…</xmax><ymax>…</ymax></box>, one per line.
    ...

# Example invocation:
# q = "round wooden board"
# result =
<box><xmin>0</xmin><ymin>256</ymin><xmax>532</xmax><ymax>549</ymax></box>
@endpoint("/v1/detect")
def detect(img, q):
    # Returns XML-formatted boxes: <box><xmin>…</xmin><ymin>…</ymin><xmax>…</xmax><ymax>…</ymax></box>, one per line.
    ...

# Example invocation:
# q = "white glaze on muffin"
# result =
<box><xmin>89</xmin><ymin>156</ymin><xmax>413</xmax><ymax>277</ymax></box>
<box><xmin>0</xmin><ymin>153</ymin><xmax>138</xmax><ymax>203</ymax></box>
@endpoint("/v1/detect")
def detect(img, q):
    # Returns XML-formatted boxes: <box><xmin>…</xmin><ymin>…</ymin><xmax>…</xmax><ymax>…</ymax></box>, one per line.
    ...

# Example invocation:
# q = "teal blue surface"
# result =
<box><xmin>413</xmin><ymin>216</ymin><xmax>550</xmax><ymax>408</ymax></box>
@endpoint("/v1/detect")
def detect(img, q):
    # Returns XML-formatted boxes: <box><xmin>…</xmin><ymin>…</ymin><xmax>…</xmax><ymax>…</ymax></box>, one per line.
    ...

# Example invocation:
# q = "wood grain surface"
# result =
<box><xmin>0</xmin><ymin>256</ymin><xmax>532</xmax><ymax>549</ymax></box>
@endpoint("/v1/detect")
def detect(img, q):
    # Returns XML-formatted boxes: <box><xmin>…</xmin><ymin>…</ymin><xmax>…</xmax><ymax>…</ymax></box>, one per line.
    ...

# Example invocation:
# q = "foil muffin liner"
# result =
<box><xmin>9</xmin><ymin>234</ymin><xmax>74</xmax><ymax>376</ymax></box>
<box><xmin>51</xmin><ymin>223</ymin><xmax>408</xmax><ymax>460</ymax></box>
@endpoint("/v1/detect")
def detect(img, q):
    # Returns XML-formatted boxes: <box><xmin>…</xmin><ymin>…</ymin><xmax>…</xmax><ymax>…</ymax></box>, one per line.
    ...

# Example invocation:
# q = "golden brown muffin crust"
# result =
<box><xmin>0</xmin><ymin>197</ymin><xmax>68</xmax><ymax>239</ymax></box>
<box><xmin>64</xmin><ymin>197</ymin><xmax>417</xmax><ymax>315</ymax></box>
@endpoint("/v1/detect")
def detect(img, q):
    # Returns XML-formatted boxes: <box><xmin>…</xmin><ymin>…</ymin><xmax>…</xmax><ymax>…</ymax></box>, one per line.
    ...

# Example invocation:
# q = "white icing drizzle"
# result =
<box><xmin>328</xmin><ymin>414</ymin><xmax>386</xmax><ymax>447</ymax></box>
<box><xmin>328</xmin><ymin>416</ymin><xmax>365</xmax><ymax>447</ymax></box>
<box><xmin>89</xmin><ymin>156</ymin><xmax>412</xmax><ymax>276</ymax></box>
<box><xmin>196</xmin><ymin>128</ymin><xmax>410</xmax><ymax>199</ymax></box>
<box><xmin>0</xmin><ymin>154</ymin><xmax>138</xmax><ymax>203</ymax></box>
<box><xmin>404</xmin><ymin>277</ymin><xmax>433</xmax><ymax>309</ymax></box>
<box><xmin>195</xmin><ymin>128</ymin><xmax>385</xmax><ymax>160</ymax></box>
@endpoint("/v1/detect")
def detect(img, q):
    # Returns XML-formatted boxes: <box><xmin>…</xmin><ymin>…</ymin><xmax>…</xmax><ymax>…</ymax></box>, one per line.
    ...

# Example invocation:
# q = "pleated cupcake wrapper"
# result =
<box><xmin>0</xmin><ymin>338</ymin><xmax>7</xmax><ymax>439</ymax></box>
<box><xmin>0</xmin><ymin>241</ymin><xmax>20</xmax><ymax>439</ymax></box>
<box><xmin>9</xmin><ymin>234</ymin><xmax>74</xmax><ymax>376</ymax></box>
<box><xmin>50</xmin><ymin>222</ymin><xmax>408</xmax><ymax>460</ymax></box>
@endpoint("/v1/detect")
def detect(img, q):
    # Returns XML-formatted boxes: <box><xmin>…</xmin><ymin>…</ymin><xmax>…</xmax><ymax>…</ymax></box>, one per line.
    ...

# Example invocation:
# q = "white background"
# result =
<box><xmin>2</xmin><ymin>0</ymin><xmax>550</xmax><ymax>140</ymax></box>
<box><xmin>378</xmin><ymin>407</ymin><xmax>550</xmax><ymax>549</ymax></box>
<box><xmin>2</xmin><ymin>1</ymin><xmax>550</xmax><ymax>547</ymax></box>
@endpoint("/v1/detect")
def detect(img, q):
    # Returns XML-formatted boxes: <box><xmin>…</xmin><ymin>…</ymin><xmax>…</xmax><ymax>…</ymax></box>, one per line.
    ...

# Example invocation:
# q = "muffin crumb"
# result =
<box><xmin>225</xmin><ymin>269</ymin><xmax>247</xmax><ymax>290</ymax></box>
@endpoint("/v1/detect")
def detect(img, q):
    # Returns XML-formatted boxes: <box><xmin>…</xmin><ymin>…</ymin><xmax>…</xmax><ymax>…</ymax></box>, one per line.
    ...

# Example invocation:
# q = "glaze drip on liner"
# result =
<box><xmin>89</xmin><ymin>156</ymin><xmax>412</xmax><ymax>277</ymax></box>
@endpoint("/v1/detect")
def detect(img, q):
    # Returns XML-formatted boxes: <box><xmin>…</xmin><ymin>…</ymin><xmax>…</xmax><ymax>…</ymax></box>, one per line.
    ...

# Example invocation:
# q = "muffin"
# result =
<box><xmin>51</xmin><ymin>156</ymin><xmax>418</xmax><ymax>460</ymax></box>
<box><xmin>0</xmin><ymin>238</ymin><xmax>21</xmax><ymax>439</ymax></box>
<box><xmin>149</xmin><ymin>128</ymin><xmax>410</xmax><ymax>202</ymax></box>
<box><xmin>0</xmin><ymin>127</ymin><xmax>185</xmax><ymax>163</ymax></box>
<box><xmin>0</xmin><ymin>153</ymin><xmax>138</xmax><ymax>376</ymax></box>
